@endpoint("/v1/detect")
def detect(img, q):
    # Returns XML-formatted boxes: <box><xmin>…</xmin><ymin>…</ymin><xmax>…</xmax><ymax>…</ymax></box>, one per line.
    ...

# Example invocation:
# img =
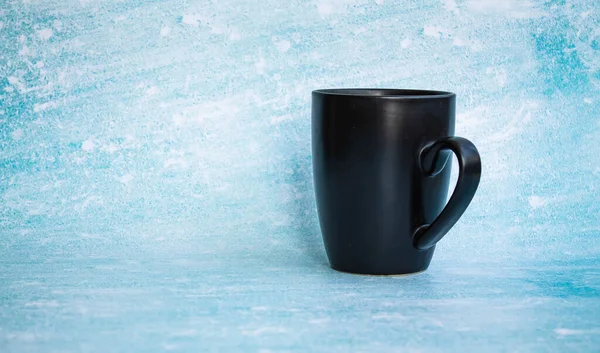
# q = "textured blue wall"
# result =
<box><xmin>1</xmin><ymin>0</ymin><xmax>599</xmax><ymax>351</ymax></box>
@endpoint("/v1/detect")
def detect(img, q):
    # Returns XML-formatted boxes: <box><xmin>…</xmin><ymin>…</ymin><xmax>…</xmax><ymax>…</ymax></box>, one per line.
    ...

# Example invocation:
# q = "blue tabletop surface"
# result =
<box><xmin>1</xmin><ymin>0</ymin><xmax>600</xmax><ymax>352</ymax></box>
<box><xmin>2</xmin><ymin>235</ymin><xmax>600</xmax><ymax>352</ymax></box>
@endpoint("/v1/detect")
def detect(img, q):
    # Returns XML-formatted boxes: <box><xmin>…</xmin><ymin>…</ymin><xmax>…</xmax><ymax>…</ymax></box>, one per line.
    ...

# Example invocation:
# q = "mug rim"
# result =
<box><xmin>312</xmin><ymin>88</ymin><xmax>455</xmax><ymax>99</ymax></box>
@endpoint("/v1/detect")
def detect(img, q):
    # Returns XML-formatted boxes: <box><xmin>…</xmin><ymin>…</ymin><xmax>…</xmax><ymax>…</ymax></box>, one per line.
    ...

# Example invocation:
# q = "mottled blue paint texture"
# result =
<box><xmin>1</xmin><ymin>0</ymin><xmax>599</xmax><ymax>352</ymax></box>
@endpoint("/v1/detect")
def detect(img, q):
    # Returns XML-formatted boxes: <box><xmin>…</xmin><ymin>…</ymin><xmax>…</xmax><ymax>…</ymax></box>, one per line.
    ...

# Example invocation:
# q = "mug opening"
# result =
<box><xmin>313</xmin><ymin>88</ymin><xmax>455</xmax><ymax>98</ymax></box>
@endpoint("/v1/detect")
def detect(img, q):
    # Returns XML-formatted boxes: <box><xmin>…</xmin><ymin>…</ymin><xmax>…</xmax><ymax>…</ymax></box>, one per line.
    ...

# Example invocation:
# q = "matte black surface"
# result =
<box><xmin>312</xmin><ymin>89</ymin><xmax>481</xmax><ymax>275</ymax></box>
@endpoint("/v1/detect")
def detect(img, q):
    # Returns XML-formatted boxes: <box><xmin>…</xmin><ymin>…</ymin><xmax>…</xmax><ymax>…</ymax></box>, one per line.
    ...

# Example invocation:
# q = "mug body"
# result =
<box><xmin>312</xmin><ymin>89</ymin><xmax>456</xmax><ymax>275</ymax></box>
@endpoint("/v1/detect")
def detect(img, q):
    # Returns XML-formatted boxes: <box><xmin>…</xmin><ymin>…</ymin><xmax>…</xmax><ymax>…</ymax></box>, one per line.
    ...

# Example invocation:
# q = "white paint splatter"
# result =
<box><xmin>353</xmin><ymin>26</ymin><xmax>367</xmax><ymax>34</ymax></box>
<box><xmin>453</xmin><ymin>38</ymin><xmax>466</xmax><ymax>46</ymax></box>
<box><xmin>308</xmin><ymin>318</ymin><xmax>331</xmax><ymax>324</ymax></box>
<box><xmin>172</xmin><ymin>113</ymin><xmax>185</xmax><ymax>126</ymax></box>
<box><xmin>372</xmin><ymin>313</ymin><xmax>407</xmax><ymax>320</ymax></box>
<box><xmin>423</xmin><ymin>26</ymin><xmax>449</xmax><ymax>39</ymax></box>
<box><xmin>274</xmin><ymin>39</ymin><xmax>291</xmax><ymax>53</ymax></box>
<box><xmin>25</xmin><ymin>301</ymin><xmax>59</xmax><ymax>308</ymax></box>
<box><xmin>104</xmin><ymin>143</ymin><xmax>119</xmax><ymax>154</ymax></box>
<box><xmin>53</xmin><ymin>20</ymin><xmax>63</xmax><ymax>31</ymax></box>
<box><xmin>18</xmin><ymin>45</ymin><xmax>31</xmax><ymax>56</ymax></box>
<box><xmin>80</xmin><ymin>233</ymin><xmax>101</xmax><ymax>239</ymax></box>
<box><xmin>400</xmin><ymin>38</ymin><xmax>412</xmax><ymax>49</ymax></box>
<box><xmin>35</xmin><ymin>61</ymin><xmax>45</xmax><ymax>68</ymax></box>
<box><xmin>82</xmin><ymin>139</ymin><xmax>95</xmax><ymax>152</ymax></box>
<box><xmin>34</xmin><ymin>101</ymin><xmax>58</xmax><ymax>112</ymax></box>
<box><xmin>485</xmin><ymin>102</ymin><xmax>538</xmax><ymax>142</ymax></box>
<box><xmin>145</xmin><ymin>86</ymin><xmax>160</xmax><ymax>96</ymax></box>
<box><xmin>117</xmin><ymin>174</ymin><xmax>134</xmax><ymax>185</ymax></box>
<box><xmin>554</xmin><ymin>328</ymin><xmax>586</xmax><ymax>336</ymax></box>
<box><xmin>11</xmin><ymin>129</ymin><xmax>24</xmax><ymax>140</ymax></box>
<box><xmin>487</xmin><ymin>67</ymin><xmax>508</xmax><ymax>87</ymax></box>
<box><xmin>580</xmin><ymin>10</ymin><xmax>592</xmax><ymax>19</ymax></box>
<box><xmin>584</xmin><ymin>97</ymin><xmax>593</xmax><ymax>104</ymax></box>
<box><xmin>73</xmin><ymin>156</ymin><xmax>87</xmax><ymax>165</ymax></box>
<box><xmin>75</xmin><ymin>195</ymin><xmax>102</xmax><ymax>213</ymax></box>
<box><xmin>164</xmin><ymin>158</ymin><xmax>189</xmax><ymax>168</ymax></box>
<box><xmin>468</xmin><ymin>0</ymin><xmax>545</xmax><ymax>19</ymax></box>
<box><xmin>37</xmin><ymin>28</ymin><xmax>53</xmax><ymax>41</ymax></box>
<box><xmin>210</xmin><ymin>26</ymin><xmax>225</xmax><ymax>34</ymax></box>
<box><xmin>251</xmin><ymin>306</ymin><xmax>269</xmax><ymax>311</ymax></box>
<box><xmin>442</xmin><ymin>0</ymin><xmax>458</xmax><ymax>12</ymax></box>
<box><xmin>375</xmin><ymin>0</ymin><xmax>384</xmax><ymax>4</ymax></box>
<box><xmin>528</xmin><ymin>195</ymin><xmax>547</xmax><ymax>209</ymax></box>
<box><xmin>229</xmin><ymin>29</ymin><xmax>241</xmax><ymax>41</ymax></box>
<box><xmin>255</xmin><ymin>56</ymin><xmax>267</xmax><ymax>74</ymax></box>
<box><xmin>0</xmin><ymin>21</ymin><xmax>4</xmax><ymax>30</ymax></box>
<box><xmin>270</xmin><ymin>114</ymin><xmax>294</xmax><ymax>125</ymax></box>
<box><xmin>242</xmin><ymin>327</ymin><xmax>287</xmax><ymax>336</ymax></box>
<box><xmin>317</xmin><ymin>2</ymin><xmax>335</xmax><ymax>15</ymax></box>
<box><xmin>8</xmin><ymin>76</ymin><xmax>26</xmax><ymax>93</ymax></box>
<box><xmin>273</xmin><ymin>215</ymin><xmax>292</xmax><ymax>226</ymax></box>
<box><xmin>181</xmin><ymin>14</ymin><xmax>202</xmax><ymax>27</ymax></box>
<box><xmin>160</xmin><ymin>26</ymin><xmax>171</xmax><ymax>37</ymax></box>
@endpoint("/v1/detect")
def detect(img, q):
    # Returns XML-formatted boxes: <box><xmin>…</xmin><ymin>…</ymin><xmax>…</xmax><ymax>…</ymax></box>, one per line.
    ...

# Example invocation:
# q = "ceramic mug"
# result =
<box><xmin>312</xmin><ymin>89</ymin><xmax>481</xmax><ymax>275</ymax></box>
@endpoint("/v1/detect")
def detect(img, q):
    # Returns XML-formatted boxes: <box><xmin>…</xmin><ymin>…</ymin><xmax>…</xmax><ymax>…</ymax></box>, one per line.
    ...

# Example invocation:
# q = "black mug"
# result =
<box><xmin>312</xmin><ymin>89</ymin><xmax>481</xmax><ymax>275</ymax></box>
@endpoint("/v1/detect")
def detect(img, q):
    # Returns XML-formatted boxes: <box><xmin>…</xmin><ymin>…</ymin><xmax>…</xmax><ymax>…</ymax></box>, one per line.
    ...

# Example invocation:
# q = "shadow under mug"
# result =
<box><xmin>312</xmin><ymin>89</ymin><xmax>481</xmax><ymax>275</ymax></box>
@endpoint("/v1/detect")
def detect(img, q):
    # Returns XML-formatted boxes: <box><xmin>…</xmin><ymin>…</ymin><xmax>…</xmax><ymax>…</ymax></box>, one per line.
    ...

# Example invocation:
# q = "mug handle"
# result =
<box><xmin>413</xmin><ymin>137</ymin><xmax>482</xmax><ymax>250</ymax></box>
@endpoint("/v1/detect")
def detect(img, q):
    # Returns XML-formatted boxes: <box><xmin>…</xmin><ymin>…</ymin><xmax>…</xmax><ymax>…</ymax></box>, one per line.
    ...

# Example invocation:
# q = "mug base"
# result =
<box><xmin>330</xmin><ymin>265</ymin><xmax>428</xmax><ymax>277</ymax></box>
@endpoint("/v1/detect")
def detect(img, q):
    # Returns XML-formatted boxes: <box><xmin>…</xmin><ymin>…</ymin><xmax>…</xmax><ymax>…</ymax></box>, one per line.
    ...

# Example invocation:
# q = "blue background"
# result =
<box><xmin>1</xmin><ymin>0</ymin><xmax>599</xmax><ymax>351</ymax></box>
